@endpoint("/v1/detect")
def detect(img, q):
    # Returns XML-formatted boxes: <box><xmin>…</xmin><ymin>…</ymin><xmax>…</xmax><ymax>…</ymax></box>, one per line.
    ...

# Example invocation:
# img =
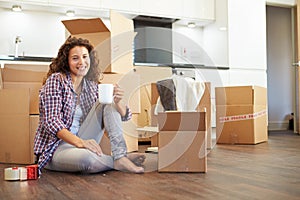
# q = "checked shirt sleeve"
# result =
<box><xmin>41</xmin><ymin>74</ymin><xmax>68</xmax><ymax>135</ymax></box>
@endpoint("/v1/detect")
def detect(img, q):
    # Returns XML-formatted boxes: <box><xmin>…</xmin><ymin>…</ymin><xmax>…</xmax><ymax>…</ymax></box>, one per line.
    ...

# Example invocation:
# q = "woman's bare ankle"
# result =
<box><xmin>127</xmin><ymin>153</ymin><xmax>146</xmax><ymax>166</ymax></box>
<box><xmin>114</xmin><ymin>156</ymin><xmax>144</xmax><ymax>173</ymax></box>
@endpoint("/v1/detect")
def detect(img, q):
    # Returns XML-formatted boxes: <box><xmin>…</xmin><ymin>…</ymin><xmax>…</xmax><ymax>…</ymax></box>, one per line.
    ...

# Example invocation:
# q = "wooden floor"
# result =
<box><xmin>1</xmin><ymin>131</ymin><xmax>300</xmax><ymax>200</ymax></box>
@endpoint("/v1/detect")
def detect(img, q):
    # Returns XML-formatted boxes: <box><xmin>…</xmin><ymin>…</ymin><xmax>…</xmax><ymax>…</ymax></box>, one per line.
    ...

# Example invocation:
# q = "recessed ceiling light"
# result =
<box><xmin>187</xmin><ymin>22</ymin><xmax>196</xmax><ymax>28</ymax></box>
<box><xmin>12</xmin><ymin>5</ymin><xmax>22</xmax><ymax>12</ymax></box>
<box><xmin>66</xmin><ymin>10</ymin><xmax>75</xmax><ymax>17</ymax></box>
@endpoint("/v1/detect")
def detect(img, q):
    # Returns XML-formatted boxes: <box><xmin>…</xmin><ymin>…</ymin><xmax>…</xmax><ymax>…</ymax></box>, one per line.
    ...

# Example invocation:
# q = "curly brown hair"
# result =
<box><xmin>43</xmin><ymin>36</ymin><xmax>102</xmax><ymax>84</ymax></box>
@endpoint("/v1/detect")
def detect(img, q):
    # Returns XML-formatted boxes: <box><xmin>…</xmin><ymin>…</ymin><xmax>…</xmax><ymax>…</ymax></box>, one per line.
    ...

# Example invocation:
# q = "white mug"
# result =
<box><xmin>98</xmin><ymin>84</ymin><xmax>114</xmax><ymax>104</ymax></box>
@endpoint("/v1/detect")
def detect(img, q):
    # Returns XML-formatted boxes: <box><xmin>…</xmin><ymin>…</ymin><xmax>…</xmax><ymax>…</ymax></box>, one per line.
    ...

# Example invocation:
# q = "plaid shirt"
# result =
<box><xmin>34</xmin><ymin>72</ymin><xmax>131</xmax><ymax>172</ymax></box>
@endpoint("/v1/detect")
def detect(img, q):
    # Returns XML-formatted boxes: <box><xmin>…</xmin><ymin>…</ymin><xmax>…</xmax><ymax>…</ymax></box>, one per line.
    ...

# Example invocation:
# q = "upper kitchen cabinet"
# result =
<box><xmin>183</xmin><ymin>0</ymin><xmax>215</xmax><ymax>21</ymax></box>
<box><xmin>49</xmin><ymin>0</ymin><xmax>102</xmax><ymax>10</ymax></box>
<box><xmin>101</xmin><ymin>0</ymin><xmax>215</xmax><ymax>23</ymax></box>
<box><xmin>139</xmin><ymin>0</ymin><xmax>183</xmax><ymax>18</ymax></box>
<box><xmin>101</xmin><ymin>0</ymin><xmax>182</xmax><ymax>18</ymax></box>
<box><xmin>21</xmin><ymin>0</ymin><xmax>48</xmax><ymax>4</ymax></box>
<box><xmin>101</xmin><ymin>0</ymin><xmax>141</xmax><ymax>14</ymax></box>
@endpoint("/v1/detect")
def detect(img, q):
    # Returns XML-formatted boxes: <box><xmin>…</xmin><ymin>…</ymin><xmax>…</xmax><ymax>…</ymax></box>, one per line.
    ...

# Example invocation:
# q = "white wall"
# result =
<box><xmin>267</xmin><ymin>6</ymin><xmax>294</xmax><ymax>130</ymax></box>
<box><xmin>203</xmin><ymin>0</ymin><xmax>229</xmax><ymax>68</ymax></box>
<box><xmin>0</xmin><ymin>8</ymin><xmax>67</xmax><ymax>57</ymax></box>
<box><xmin>172</xmin><ymin>24</ymin><xmax>204</xmax><ymax>64</ymax></box>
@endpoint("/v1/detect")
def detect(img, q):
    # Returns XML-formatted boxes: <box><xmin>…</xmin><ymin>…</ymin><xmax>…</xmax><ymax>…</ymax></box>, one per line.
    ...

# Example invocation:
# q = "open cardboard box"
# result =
<box><xmin>215</xmin><ymin>86</ymin><xmax>268</xmax><ymax>144</ymax></box>
<box><xmin>62</xmin><ymin>10</ymin><xmax>136</xmax><ymax>74</ymax></box>
<box><xmin>150</xmin><ymin>81</ymin><xmax>212</xmax><ymax>149</ymax></box>
<box><xmin>0</xmin><ymin>64</ymin><xmax>48</xmax><ymax>164</ymax></box>
<box><xmin>157</xmin><ymin>111</ymin><xmax>207</xmax><ymax>172</ymax></box>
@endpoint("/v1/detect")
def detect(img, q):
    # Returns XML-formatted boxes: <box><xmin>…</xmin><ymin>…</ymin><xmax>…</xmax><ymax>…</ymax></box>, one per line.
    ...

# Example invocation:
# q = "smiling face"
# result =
<box><xmin>68</xmin><ymin>46</ymin><xmax>90</xmax><ymax>79</ymax></box>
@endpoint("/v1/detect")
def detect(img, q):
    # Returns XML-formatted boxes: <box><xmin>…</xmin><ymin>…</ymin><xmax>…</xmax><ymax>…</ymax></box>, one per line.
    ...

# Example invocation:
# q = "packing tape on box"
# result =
<box><xmin>219</xmin><ymin>109</ymin><xmax>267</xmax><ymax>123</ymax></box>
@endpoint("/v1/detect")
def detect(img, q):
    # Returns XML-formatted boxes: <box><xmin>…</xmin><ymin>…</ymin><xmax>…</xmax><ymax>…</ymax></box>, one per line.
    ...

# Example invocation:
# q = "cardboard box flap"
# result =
<box><xmin>62</xmin><ymin>18</ymin><xmax>109</xmax><ymax>35</ymax></box>
<box><xmin>62</xmin><ymin>10</ymin><xmax>135</xmax><ymax>73</ymax></box>
<box><xmin>110</xmin><ymin>10</ymin><xmax>134</xmax><ymax>36</ymax></box>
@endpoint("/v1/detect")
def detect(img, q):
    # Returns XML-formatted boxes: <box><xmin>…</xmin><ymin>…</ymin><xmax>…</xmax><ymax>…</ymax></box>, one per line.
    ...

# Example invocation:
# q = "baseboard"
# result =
<box><xmin>268</xmin><ymin>121</ymin><xmax>289</xmax><ymax>131</ymax></box>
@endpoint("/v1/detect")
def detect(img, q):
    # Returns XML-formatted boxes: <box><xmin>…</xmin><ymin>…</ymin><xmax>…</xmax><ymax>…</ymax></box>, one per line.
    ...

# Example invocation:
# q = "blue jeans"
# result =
<box><xmin>45</xmin><ymin>102</ymin><xmax>127</xmax><ymax>173</ymax></box>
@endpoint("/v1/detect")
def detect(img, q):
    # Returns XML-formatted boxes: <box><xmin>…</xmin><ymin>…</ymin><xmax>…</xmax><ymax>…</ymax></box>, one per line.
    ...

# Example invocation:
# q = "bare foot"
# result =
<box><xmin>127</xmin><ymin>153</ymin><xmax>146</xmax><ymax>166</ymax></box>
<box><xmin>114</xmin><ymin>156</ymin><xmax>144</xmax><ymax>173</ymax></box>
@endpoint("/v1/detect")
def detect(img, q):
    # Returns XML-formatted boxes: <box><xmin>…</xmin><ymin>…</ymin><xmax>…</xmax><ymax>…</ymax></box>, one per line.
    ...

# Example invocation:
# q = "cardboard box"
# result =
<box><xmin>62</xmin><ymin>10</ymin><xmax>136</xmax><ymax>73</ymax></box>
<box><xmin>215</xmin><ymin>86</ymin><xmax>268</xmax><ymax>144</ymax></box>
<box><xmin>157</xmin><ymin>112</ymin><xmax>207</xmax><ymax>172</ymax></box>
<box><xmin>1</xmin><ymin>64</ymin><xmax>48</xmax><ymax>114</ymax></box>
<box><xmin>215</xmin><ymin>85</ymin><xmax>267</xmax><ymax>106</ymax></box>
<box><xmin>151</xmin><ymin>81</ymin><xmax>212</xmax><ymax>149</ymax></box>
<box><xmin>0</xmin><ymin>89</ymin><xmax>37</xmax><ymax>164</ymax></box>
<box><xmin>1</xmin><ymin>65</ymin><xmax>48</xmax><ymax>82</ymax></box>
<box><xmin>4</xmin><ymin>82</ymin><xmax>42</xmax><ymax>114</ymax></box>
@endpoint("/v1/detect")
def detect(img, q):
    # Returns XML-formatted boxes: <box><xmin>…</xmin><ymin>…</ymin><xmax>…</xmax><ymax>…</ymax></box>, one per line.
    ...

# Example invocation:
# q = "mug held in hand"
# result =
<box><xmin>98</xmin><ymin>84</ymin><xmax>114</xmax><ymax>104</ymax></box>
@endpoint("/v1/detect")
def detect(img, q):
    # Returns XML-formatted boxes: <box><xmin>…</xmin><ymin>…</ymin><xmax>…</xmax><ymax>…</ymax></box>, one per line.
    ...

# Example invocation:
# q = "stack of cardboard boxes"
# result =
<box><xmin>0</xmin><ymin>64</ymin><xmax>48</xmax><ymax>164</ymax></box>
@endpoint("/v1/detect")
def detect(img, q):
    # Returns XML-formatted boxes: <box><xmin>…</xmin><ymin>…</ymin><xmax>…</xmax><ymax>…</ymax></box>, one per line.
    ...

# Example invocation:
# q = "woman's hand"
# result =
<box><xmin>57</xmin><ymin>129</ymin><xmax>103</xmax><ymax>156</ymax></box>
<box><xmin>113</xmin><ymin>84</ymin><xmax>124</xmax><ymax>104</ymax></box>
<box><xmin>113</xmin><ymin>84</ymin><xmax>127</xmax><ymax>117</ymax></box>
<box><xmin>82</xmin><ymin>139</ymin><xmax>103</xmax><ymax>156</ymax></box>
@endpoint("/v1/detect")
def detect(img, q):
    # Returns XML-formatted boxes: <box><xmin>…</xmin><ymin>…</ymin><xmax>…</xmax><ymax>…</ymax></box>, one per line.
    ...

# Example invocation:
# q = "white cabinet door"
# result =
<box><xmin>49</xmin><ymin>0</ymin><xmax>102</xmax><ymax>9</ymax></box>
<box><xmin>183</xmin><ymin>0</ymin><xmax>215</xmax><ymax>20</ymax></box>
<box><xmin>140</xmin><ymin>0</ymin><xmax>183</xmax><ymax>18</ymax></box>
<box><xmin>22</xmin><ymin>0</ymin><xmax>48</xmax><ymax>4</ymax></box>
<box><xmin>101</xmin><ymin>0</ymin><xmax>141</xmax><ymax>13</ymax></box>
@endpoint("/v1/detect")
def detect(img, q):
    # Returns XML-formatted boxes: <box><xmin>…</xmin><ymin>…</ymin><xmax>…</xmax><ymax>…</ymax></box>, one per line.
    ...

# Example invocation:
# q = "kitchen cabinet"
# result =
<box><xmin>49</xmin><ymin>0</ymin><xmax>102</xmax><ymax>10</ymax></box>
<box><xmin>183</xmin><ymin>0</ymin><xmax>215</xmax><ymax>20</ymax></box>
<box><xmin>101</xmin><ymin>0</ymin><xmax>141</xmax><ymax>14</ymax></box>
<box><xmin>7</xmin><ymin>0</ymin><xmax>215</xmax><ymax>23</ymax></box>
<box><xmin>21</xmin><ymin>0</ymin><xmax>48</xmax><ymax>4</ymax></box>
<box><xmin>139</xmin><ymin>0</ymin><xmax>183</xmax><ymax>18</ymax></box>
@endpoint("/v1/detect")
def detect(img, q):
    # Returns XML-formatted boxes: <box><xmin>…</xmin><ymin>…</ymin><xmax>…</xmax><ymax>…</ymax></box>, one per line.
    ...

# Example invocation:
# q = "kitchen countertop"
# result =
<box><xmin>0</xmin><ymin>55</ymin><xmax>52</xmax><ymax>68</ymax></box>
<box><xmin>0</xmin><ymin>55</ymin><xmax>53</xmax><ymax>62</ymax></box>
<box><xmin>134</xmin><ymin>62</ymin><xmax>229</xmax><ymax>70</ymax></box>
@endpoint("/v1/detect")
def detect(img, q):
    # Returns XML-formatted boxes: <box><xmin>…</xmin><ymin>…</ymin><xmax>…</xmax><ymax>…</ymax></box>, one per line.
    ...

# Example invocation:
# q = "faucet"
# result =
<box><xmin>15</xmin><ymin>36</ymin><xmax>22</xmax><ymax>58</ymax></box>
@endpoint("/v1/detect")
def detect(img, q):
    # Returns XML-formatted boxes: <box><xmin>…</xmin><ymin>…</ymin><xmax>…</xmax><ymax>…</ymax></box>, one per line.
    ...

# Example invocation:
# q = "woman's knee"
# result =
<box><xmin>103</xmin><ymin>104</ymin><xmax>121</xmax><ymax>121</ymax></box>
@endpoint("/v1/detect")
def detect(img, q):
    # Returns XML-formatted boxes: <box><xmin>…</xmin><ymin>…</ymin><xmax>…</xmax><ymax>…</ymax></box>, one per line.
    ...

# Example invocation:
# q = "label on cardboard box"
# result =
<box><xmin>219</xmin><ymin>109</ymin><xmax>267</xmax><ymax>123</ymax></box>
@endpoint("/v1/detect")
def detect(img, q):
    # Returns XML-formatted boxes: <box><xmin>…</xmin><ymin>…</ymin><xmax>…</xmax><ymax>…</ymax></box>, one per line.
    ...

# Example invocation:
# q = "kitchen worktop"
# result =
<box><xmin>0</xmin><ymin>55</ymin><xmax>52</xmax><ymax>62</ymax></box>
<box><xmin>0</xmin><ymin>55</ymin><xmax>52</xmax><ymax>68</ymax></box>
<box><xmin>134</xmin><ymin>62</ymin><xmax>229</xmax><ymax>70</ymax></box>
